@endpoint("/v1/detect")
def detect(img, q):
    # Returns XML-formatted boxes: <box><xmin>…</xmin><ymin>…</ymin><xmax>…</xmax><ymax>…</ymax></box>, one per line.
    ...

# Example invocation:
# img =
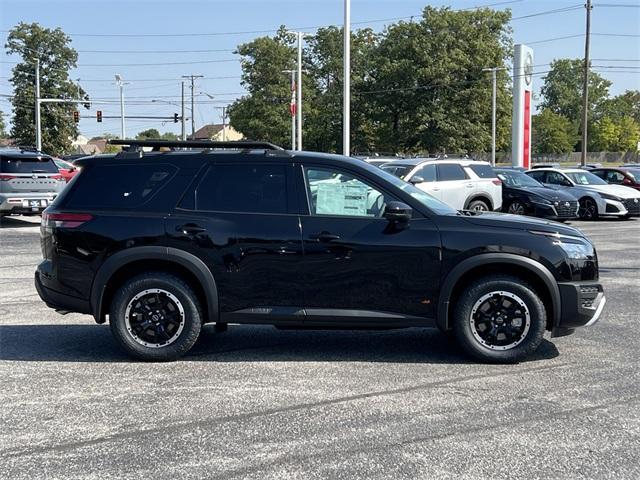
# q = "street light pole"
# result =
<box><xmin>297</xmin><ymin>32</ymin><xmax>303</xmax><ymax>151</ymax></box>
<box><xmin>283</xmin><ymin>69</ymin><xmax>296</xmax><ymax>150</ymax></box>
<box><xmin>35</xmin><ymin>58</ymin><xmax>42</xmax><ymax>151</ymax></box>
<box><xmin>181</xmin><ymin>81</ymin><xmax>186</xmax><ymax>141</ymax></box>
<box><xmin>182</xmin><ymin>74</ymin><xmax>203</xmax><ymax>138</ymax></box>
<box><xmin>482</xmin><ymin>67</ymin><xmax>504</xmax><ymax>166</ymax></box>
<box><xmin>580</xmin><ymin>0</ymin><xmax>593</xmax><ymax>166</ymax></box>
<box><xmin>115</xmin><ymin>74</ymin><xmax>126</xmax><ymax>139</ymax></box>
<box><xmin>343</xmin><ymin>0</ymin><xmax>351</xmax><ymax>156</ymax></box>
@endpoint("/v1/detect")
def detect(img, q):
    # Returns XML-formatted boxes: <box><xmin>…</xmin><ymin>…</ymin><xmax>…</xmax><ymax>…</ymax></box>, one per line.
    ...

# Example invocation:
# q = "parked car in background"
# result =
<box><xmin>0</xmin><ymin>148</ymin><xmax>66</xmax><ymax>217</ymax></box>
<box><xmin>494</xmin><ymin>168</ymin><xmax>579</xmax><ymax>221</ymax></box>
<box><xmin>53</xmin><ymin>158</ymin><xmax>79</xmax><ymax>183</ymax></box>
<box><xmin>589</xmin><ymin>167</ymin><xmax>640</xmax><ymax>192</ymax></box>
<box><xmin>381</xmin><ymin>158</ymin><xmax>502</xmax><ymax>211</ymax></box>
<box><xmin>526</xmin><ymin>168</ymin><xmax>640</xmax><ymax>220</ymax></box>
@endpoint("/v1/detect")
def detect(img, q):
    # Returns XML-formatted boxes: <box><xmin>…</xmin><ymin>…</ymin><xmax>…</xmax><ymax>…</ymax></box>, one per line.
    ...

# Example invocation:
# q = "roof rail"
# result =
<box><xmin>108</xmin><ymin>139</ymin><xmax>284</xmax><ymax>151</ymax></box>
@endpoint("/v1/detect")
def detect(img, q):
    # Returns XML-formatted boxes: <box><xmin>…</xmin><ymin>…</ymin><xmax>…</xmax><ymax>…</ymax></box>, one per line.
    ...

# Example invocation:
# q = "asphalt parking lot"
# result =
<box><xmin>1</xmin><ymin>215</ymin><xmax>639</xmax><ymax>480</ymax></box>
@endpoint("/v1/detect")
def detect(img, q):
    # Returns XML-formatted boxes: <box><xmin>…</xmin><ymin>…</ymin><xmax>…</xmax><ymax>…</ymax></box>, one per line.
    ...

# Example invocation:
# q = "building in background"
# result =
<box><xmin>188</xmin><ymin>124</ymin><xmax>243</xmax><ymax>141</ymax></box>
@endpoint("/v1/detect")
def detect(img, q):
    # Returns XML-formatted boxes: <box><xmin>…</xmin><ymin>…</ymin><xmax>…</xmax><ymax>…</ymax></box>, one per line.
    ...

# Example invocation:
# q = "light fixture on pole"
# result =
<box><xmin>114</xmin><ymin>74</ymin><xmax>127</xmax><ymax>139</ymax></box>
<box><xmin>343</xmin><ymin>0</ymin><xmax>351</xmax><ymax>156</ymax></box>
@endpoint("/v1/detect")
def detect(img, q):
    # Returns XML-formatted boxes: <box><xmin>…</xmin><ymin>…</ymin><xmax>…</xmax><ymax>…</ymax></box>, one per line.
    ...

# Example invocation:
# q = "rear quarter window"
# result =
<box><xmin>468</xmin><ymin>164</ymin><xmax>496</xmax><ymax>178</ymax></box>
<box><xmin>1</xmin><ymin>156</ymin><xmax>59</xmax><ymax>174</ymax></box>
<box><xmin>65</xmin><ymin>163</ymin><xmax>177</xmax><ymax>209</ymax></box>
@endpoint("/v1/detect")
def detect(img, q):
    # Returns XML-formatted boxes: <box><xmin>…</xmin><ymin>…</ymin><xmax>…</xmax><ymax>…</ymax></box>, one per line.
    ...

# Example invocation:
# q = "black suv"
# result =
<box><xmin>36</xmin><ymin>140</ymin><xmax>605</xmax><ymax>363</ymax></box>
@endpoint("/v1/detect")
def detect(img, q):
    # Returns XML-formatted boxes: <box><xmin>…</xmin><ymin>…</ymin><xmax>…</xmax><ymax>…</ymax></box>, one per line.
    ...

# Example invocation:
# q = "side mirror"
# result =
<box><xmin>384</xmin><ymin>201</ymin><xmax>412</xmax><ymax>224</ymax></box>
<box><xmin>409</xmin><ymin>176</ymin><xmax>424</xmax><ymax>185</ymax></box>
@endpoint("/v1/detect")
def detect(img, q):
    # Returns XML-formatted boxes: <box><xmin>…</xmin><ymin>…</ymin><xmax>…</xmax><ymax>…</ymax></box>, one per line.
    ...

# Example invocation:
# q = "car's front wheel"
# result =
<box><xmin>453</xmin><ymin>275</ymin><xmax>546</xmax><ymax>363</ymax></box>
<box><xmin>109</xmin><ymin>272</ymin><xmax>202</xmax><ymax>361</ymax></box>
<box><xmin>578</xmin><ymin>197</ymin><xmax>599</xmax><ymax>220</ymax></box>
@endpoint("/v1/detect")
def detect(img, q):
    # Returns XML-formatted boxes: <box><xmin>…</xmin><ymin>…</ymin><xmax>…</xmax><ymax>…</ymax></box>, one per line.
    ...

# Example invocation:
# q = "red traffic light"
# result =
<box><xmin>96</xmin><ymin>110</ymin><xmax>102</xmax><ymax>123</ymax></box>
<box><xmin>73</xmin><ymin>111</ymin><xmax>80</xmax><ymax>123</ymax></box>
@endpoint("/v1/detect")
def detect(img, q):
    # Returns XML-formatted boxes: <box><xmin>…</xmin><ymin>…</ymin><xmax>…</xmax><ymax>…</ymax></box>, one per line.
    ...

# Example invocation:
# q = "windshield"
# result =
<box><xmin>565</xmin><ymin>171</ymin><xmax>608</xmax><ymax>186</ymax></box>
<box><xmin>496</xmin><ymin>170</ymin><xmax>542</xmax><ymax>188</ymax></box>
<box><xmin>370</xmin><ymin>165</ymin><xmax>458</xmax><ymax>215</ymax></box>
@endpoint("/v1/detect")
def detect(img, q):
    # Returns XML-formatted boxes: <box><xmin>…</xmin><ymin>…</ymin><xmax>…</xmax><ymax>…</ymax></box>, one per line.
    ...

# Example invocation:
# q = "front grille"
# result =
<box><xmin>555</xmin><ymin>201</ymin><xmax>579</xmax><ymax>218</ymax></box>
<box><xmin>623</xmin><ymin>198</ymin><xmax>640</xmax><ymax>215</ymax></box>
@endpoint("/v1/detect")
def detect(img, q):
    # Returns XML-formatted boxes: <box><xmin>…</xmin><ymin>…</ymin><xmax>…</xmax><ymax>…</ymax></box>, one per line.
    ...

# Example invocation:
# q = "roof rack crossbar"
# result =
<box><xmin>108</xmin><ymin>139</ymin><xmax>284</xmax><ymax>151</ymax></box>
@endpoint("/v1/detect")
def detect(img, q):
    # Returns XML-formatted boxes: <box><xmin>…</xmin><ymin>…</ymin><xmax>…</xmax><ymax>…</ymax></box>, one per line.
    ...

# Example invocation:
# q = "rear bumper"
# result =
<box><xmin>552</xmin><ymin>281</ymin><xmax>605</xmax><ymax>337</ymax></box>
<box><xmin>35</xmin><ymin>267</ymin><xmax>91</xmax><ymax>315</ymax></box>
<box><xmin>0</xmin><ymin>194</ymin><xmax>57</xmax><ymax>214</ymax></box>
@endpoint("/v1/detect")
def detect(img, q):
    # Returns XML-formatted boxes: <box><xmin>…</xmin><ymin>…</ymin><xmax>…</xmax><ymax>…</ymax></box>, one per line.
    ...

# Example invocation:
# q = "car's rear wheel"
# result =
<box><xmin>109</xmin><ymin>272</ymin><xmax>202</xmax><ymax>361</ymax></box>
<box><xmin>578</xmin><ymin>197</ymin><xmax>599</xmax><ymax>220</ymax></box>
<box><xmin>453</xmin><ymin>275</ymin><xmax>546</xmax><ymax>363</ymax></box>
<box><xmin>468</xmin><ymin>199</ymin><xmax>490</xmax><ymax>212</ymax></box>
<box><xmin>507</xmin><ymin>200</ymin><xmax>526</xmax><ymax>215</ymax></box>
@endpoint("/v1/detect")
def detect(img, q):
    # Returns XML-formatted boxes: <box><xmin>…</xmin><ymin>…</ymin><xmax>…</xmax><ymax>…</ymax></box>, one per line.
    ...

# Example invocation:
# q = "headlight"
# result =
<box><xmin>599</xmin><ymin>192</ymin><xmax>622</xmax><ymax>201</ymax></box>
<box><xmin>530</xmin><ymin>230</ymin><xmax>594</xmax><ymax>260</ymax></box>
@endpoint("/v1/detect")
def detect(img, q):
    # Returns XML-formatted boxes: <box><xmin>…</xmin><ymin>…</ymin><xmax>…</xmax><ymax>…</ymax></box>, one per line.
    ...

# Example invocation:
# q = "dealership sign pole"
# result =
<box><xmin>511</xmin><ymin>44</ymin><xmax>533</xmax><ymax>169</ymax></box>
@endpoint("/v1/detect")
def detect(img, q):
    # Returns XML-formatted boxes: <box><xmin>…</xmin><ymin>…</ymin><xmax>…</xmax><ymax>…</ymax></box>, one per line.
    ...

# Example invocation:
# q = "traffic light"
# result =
<box><xmin>96</xmin><ymin>110</ymin><xmax>102</xmax><ymax>123</ymax></box>
<box><xmin>174</xmin><ymin>113</ymin><xmax>179</xmax><ymax>123</ymax></box>
<box><xmin>73</xmin><ymin>111</ymin><xmax>79</xmax><ymax>123</ymax></box>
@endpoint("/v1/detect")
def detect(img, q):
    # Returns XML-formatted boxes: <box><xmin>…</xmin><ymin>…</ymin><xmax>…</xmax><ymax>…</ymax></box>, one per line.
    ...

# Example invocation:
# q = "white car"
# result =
<box><xmin>380</xmin><ymin>158</ymin><xmax>502</xmax><ymax>211</ymax></box>
<box><xmin>526</xmin><ymin>168</ymin><xmax>640</xmax><ymax>219</ymax></box>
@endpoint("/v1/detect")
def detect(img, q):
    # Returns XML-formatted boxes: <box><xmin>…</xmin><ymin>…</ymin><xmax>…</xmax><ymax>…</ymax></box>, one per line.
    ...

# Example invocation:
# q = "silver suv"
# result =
<box><xmin>0</xmin><ymin>148</ymin><xmax>66</xmax><ymax>216</ymax></box>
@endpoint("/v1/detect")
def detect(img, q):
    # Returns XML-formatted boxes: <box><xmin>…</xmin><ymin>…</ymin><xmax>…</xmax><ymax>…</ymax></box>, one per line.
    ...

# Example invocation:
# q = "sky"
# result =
<box><xmin>0</xmin><ymin>0</ymin><xmax>638</xmax><ymax>140</ymax></box>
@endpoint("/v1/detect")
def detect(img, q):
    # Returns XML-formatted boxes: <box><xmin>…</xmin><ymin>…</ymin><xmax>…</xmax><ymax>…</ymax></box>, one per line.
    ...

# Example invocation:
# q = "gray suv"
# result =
<box><xmin>0</xmin><ymin>148</ymin><xmax>66</xmax><ymax>216</ymax></box>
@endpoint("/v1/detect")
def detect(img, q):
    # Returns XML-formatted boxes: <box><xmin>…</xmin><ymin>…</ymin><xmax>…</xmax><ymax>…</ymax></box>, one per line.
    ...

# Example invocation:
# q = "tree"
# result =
<box><xmin>601</xmin><ymin>90</ymin><xmax>640</xmax><ymax>123</ymax></box>
<box><xmin>0</xmin><ymin>111</ymin><xmax>6</xmax><ymax>138</ymax></box>
<box><xmin>5</xmin><ymin>22</ymin><xmax>89</xmax><ymax>155</ymax></box>
<box><xmin>532</xmin><ymin>109</ymin><xmax>576</xmax><ymax>154</ymax></box>
<box><xmin>590</xmin><ymin>115</ymin><xmax>640</xmax><ymax>152</ymax></box>
<box><xmin>539</xmin><ymin>59</ymin><xmax>611</xmax><ymax>125</ymax></box>
<box><xmin>135</xmin><ymin>129</ymin><xmax>178</xmax><ymax>140</ymax></box>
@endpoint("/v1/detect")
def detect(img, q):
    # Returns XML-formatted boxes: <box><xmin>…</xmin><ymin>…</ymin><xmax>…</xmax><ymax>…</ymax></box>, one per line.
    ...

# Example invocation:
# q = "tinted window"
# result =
<box><xmin>196</xmin><ymin>164</ymin><xmax>287</xmax><ymax>214</ymax></box>
<box><xmin>547</xmin><ymin>172</ymin><xmax>571</xmax><ymax>186</ymax></box>
<box><xmin>605</xmin><ymin>171</ymin><xmax>625</xmax><ymax>184</ymax></box>
<box><xmin>1</xmin><ymin>156</ymin><xmax>58</xmax><ymax>174</ymax></box>
<box><xmin>590</xmin><ymin>170</ymin><xmax>606</xmax><ymax>179</ymax></box>
<box><xmin>527</xmin><ymin>171</ymin><xmax>546</xmax><ymax>182</ymax></box>
<box><xmin>468</xmin><ymin>164</ymin><xmax>496</xmax><ymax>178</ymax></box>
<box><xmin>66</xmin><ymin>164</ymin><xmax>176</xmax><ymax>209</ymax></box>
<box><xmin>305</xmin><ymin>167</ymin><xmax>393</xmax><ymax>218</ymax></box>
<box><xmin>412</xmin><ymin>164</ymin><xmax>436</xmax><ymax>182</ymax></box>
<box><xmin>437</xmin><ymin>164</ymin><xmax>467</xmax><ymax>181</ymax></box>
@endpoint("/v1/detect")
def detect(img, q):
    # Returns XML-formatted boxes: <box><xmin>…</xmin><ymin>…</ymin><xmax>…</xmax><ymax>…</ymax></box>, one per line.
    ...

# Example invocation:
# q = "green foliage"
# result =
<box><xmin>0</xmin><ymin>110</ymin><xmax>6</xmax><ymax>138</ymax></box>
<box><xmin>589</xmin><ymin>115</ymin><xmax>640</xmax><ymax>152</ymax></box>
<box><xmin>601</xmin><ymin>90</ymin><xmax>640</xmax><ymax>123</ymax></box>
<box><xmin>532</xmin><ymin>109</ymin><xmax>576</xmax><ymax>154</ymax></box>
<box><xmin>539</xmin><ymin>59</ymin><xmax>611</xmax><ymax>125</ymax></box>
<box><xmin>229</xmin><ymin>8</ymin><xmax>512</xmax><ymax>154</ymax></box>
<box><xmin>135</xmin><ymin>129</ymin><xmax>179</xmax><ymax>140</ymax></box>
<box><xmin>5</xmin><ymin>22</ymin><xmax>88</xmax><ymax>155</ymax></box>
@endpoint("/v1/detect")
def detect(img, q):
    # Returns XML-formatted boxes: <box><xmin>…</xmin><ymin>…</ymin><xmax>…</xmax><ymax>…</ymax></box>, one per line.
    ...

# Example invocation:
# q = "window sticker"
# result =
<box><xmin>316</xmin><ymin>182</ymin><xmax>370</xmax><ymax>216</ymax></box>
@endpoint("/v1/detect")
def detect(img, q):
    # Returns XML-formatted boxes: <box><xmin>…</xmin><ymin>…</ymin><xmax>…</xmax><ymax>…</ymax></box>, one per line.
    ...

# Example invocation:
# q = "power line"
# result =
<box><xmin>511</xmin><ymin>5</ymin><xmax>583</xmax><ymax>20</ymax></box>
<box><xmin>0</xmin><ymin>58</ymin><xmax>240</xmax><ymax>67</ymax></box>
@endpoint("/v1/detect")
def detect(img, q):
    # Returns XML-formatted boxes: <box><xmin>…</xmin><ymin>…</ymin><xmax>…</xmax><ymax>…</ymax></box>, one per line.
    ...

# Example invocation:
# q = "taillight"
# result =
<box><xmin>43</xmin><ymin>212</ymin><xmax>93</xmax><ymax>228</ymax></box>
<box><xmin>51</xmin><ymin>174</ymin><xmax>65</xmax><ymax>181</ymax></box>
<box><xmin>492</xmin><ymin>179</ymin><xmax>502</xmax><ymax>186</ymax></box>
<box><xmin>0</xmin><ymin>174</ymin><xmax>16</xmax><ymax>181</ymax></box>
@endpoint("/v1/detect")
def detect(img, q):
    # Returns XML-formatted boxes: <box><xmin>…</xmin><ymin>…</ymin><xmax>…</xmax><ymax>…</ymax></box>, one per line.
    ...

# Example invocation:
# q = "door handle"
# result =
<box><xmin>176</xmin><ymin>223</ymin><xmax>206</xmax><ymax>235</ymax></box>
<box><xmin>432</xmin><ymin>187</ymin><xmax>440</xmax><ymax>191</ymax></box>
<box><xmin>309</xmin><ymin>232</ymin><xmax>341</xmax><ymax>243</ymax></box>
<box><xmin>466</xmin><ymin>183</ymin><xmax>474</xmax><ymax>188</ymax></box>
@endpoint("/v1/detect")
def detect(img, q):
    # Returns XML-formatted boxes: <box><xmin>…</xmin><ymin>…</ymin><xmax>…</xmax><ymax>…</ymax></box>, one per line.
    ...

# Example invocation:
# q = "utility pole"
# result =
<box><xmin>296</xmin><ymin>33</ymin><xmax>303</xmax><ymax>151</ymax></box>
<box><xmin>283</xmin><ymin>69</ymin><xmax>296</xmax><ymax>150</ymax></box>
<box><xmin>580</xmin><ymin>0</ymin><xmax>593</xmax><ymax>167</ymax></box>
<box><xmin>35</xmin><ymin>58</ymin><xmax>41</xmax><ymax>151</ymax></box>
<box><xmin>343</xmin><ymin>0</ymin><xmax>351</xmax><ymax>156</ymax></box>
<box><xmin>482</xmin><ymin>67</ymin><xmax>505</xmax><ymax>166</ymax></box>
<box><xmin>114</xmin><ymin>74</ymin><xmax>127</xmax><ymax>139</ymax></box>
<box><xmin>182</xmin><ymin>74</ymin><xmax>203</xmax><ymax>138</ymax></box>
<box><xmin>181</xmin><ymin>81</ymin><xmax>186</xmax><ymax>141</ymax></box>
<box><xmin>215</xmin><ymin>106</ymin><xmax>228</xmax><ymax>141</ymax></box>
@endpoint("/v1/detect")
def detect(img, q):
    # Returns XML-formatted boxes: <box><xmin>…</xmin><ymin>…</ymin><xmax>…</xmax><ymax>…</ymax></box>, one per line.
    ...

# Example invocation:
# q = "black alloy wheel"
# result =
<box><xmin>507</xmin><ymin>201</ymin><xmax>526</xmax><ymax>215</ymax></box>
<box><xmin>578</xmin><ymin>197</ymin><xmax>598</xmax><ymax>220</ymax></box>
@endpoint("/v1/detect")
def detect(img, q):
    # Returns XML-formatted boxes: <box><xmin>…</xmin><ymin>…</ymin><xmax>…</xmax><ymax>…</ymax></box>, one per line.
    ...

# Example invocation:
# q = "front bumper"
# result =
<box><xmin>531</xmin><ymin>201</ymin><xmax>579</xmax><ymax>220</ymax></box>
<box><xmin>552</xmin><ymin>281</ymin><xmax>605</xmax><ymax>337</ymax></box>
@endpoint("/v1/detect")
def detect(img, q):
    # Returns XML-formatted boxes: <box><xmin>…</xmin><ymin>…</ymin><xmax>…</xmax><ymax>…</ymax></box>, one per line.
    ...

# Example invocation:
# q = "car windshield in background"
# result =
<box><xmin>469</xmin><ymin>164</ymin><xmax>496</xmax><ymax>178</ymax></box>
<box><xmin>565</xmin><ymin>171</ymin><xmax>608</xmax><ymax>186</ymax></box>
<box><xmin>372</xmin><ymin>166</ymin><xmax>458</xmax><ymax>215</ymax></box>
<box><xmin>496</xmin><ymin>170</ymin><xmax>542</xmax><ymax>188</ymax></box>
<box><xmin>1</xmin><ymin>156</ymin><xmax>59</xmax><ymax>174</ymax></box>
<box><xmin>625</xmin><ymin>169</ymin><xmax>640</xmax><ymax>181</ymax></box>
<box><xmin>380</xmin><ymin>165</ymin><xmax>413</xmax><ymax>179</ymax></box>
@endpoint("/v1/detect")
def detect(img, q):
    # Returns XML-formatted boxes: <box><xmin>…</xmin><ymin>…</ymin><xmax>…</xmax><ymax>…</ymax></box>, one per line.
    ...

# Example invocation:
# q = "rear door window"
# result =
<box><xmin>437</xmin><ymin>164</ymin><xmax>467</xmax><ymax>181</ymax></box>
<box><xmin>65</xmin><ymin>164</ymin><xmax>176</xmax><ymax>209</ymax></box>
<box><xmin>195</xmin><ymin>164</ymin><xmax>288</xmax><ymax>214</ymax></box>
<box><xmin>1</xmin><ymin>156</ymin><xmax>58</xmax><ymax>174</ymax></box>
